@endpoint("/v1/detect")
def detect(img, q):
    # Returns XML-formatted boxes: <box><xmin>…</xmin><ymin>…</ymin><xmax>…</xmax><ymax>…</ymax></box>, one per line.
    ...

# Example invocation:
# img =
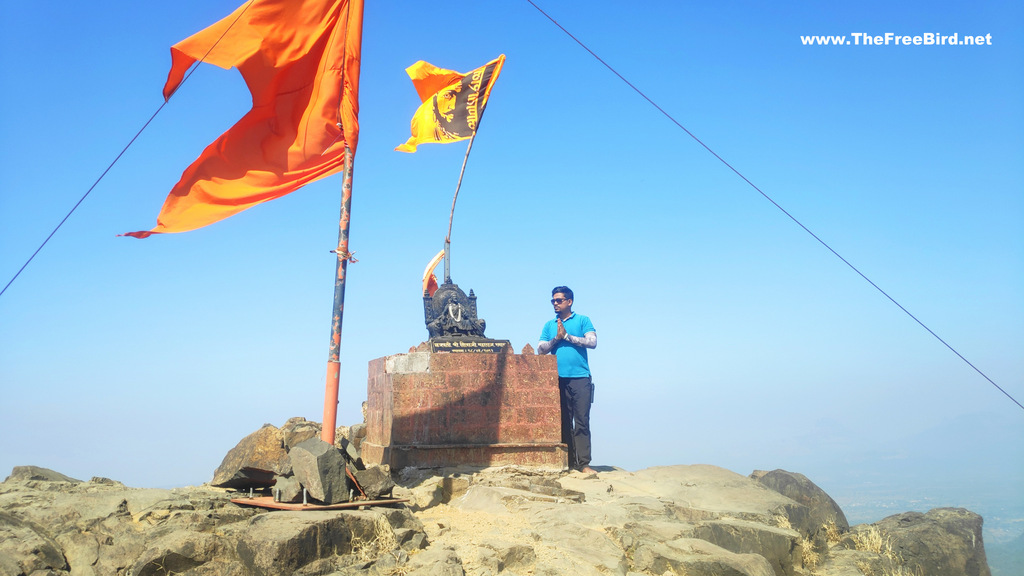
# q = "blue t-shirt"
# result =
<box><xmin>540</xmin><ymin>312</ymin><xmax>596</xmax><ymax>378</ymax></box>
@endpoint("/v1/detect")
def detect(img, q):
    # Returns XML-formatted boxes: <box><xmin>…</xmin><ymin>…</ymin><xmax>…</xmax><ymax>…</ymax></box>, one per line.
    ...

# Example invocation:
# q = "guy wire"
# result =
<box><xmin>0</xmin><ymin>0</ymin><xmax>259</xmax><ymax>298</ymax></box>
<box><xmin>525</xmin><ymin>0</ymin><xmax>1022</xmax><ymax>412</ymax></box>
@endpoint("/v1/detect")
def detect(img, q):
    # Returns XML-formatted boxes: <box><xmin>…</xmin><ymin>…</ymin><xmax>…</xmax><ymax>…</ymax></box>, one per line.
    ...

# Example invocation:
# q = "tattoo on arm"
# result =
<box><xmin>563</xmin><ymin>332</ymin><xmax>597</xmax><ymax>349</ymax></box>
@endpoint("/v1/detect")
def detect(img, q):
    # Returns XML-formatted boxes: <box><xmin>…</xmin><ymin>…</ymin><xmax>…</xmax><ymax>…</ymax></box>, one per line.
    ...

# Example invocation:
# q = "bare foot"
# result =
<box><xmin>580</xmin><ymin>466</ymin><xmax>597</xmax><ymax>474</ymax></box>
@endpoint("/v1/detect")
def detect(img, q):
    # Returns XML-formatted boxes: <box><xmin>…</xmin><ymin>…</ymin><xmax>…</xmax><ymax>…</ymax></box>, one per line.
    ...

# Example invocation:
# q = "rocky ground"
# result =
<box><xmin>0</xmin><ymin>463</ymin><xmax>991</xmax><ymax>576</ymax></box>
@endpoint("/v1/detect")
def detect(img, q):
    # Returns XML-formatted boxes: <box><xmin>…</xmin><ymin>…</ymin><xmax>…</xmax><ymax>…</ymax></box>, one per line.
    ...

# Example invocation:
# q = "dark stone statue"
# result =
<box><xmin>424</xmin><ymin>281</ymin><xmax>486</xmax><ymax>339</ymax></box>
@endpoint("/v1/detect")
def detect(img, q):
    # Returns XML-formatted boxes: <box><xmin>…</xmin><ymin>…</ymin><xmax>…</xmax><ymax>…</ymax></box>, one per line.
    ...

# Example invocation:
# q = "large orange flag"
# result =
<box><xmin>123</xmin><ymin>0</ymin><xmax>363</xmax><ymax>238</ymax></box>
<box><xmin>396</xmin><ymin>55</ymin><xmax>505</xmax><ymax>153</ymax></box>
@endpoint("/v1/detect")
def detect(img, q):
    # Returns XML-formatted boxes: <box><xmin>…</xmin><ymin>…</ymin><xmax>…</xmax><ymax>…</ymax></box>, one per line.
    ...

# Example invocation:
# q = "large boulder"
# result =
<box><xmin>868</xmin><ymin>508</ymin><xmax>990</xmax><ymax>576</ymax></box>
<box><xmin>289</xmin><ymin>438</ymin><xmax>351</xmax><ymax>504</ymax></box>
<box><xmin>211</xmin><ymin>424</ymin><xmax>290</xmax><ymax>489</ymax></box>
<box><xmin>750</xmin><ymin>468</ymin><xmax>849</xmax><ymax>547</ymax></box>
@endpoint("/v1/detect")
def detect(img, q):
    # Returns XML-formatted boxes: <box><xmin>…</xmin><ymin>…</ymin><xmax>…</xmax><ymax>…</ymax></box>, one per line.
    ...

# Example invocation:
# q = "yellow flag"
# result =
<box><xmin>396</xmin><ymin>55</ymin><xmax>505</xmax><ymax>153</ymax></box>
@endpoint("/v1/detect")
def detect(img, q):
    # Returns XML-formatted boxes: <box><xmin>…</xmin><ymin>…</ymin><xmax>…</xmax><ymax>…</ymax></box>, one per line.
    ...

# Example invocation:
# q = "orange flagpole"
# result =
<box><xmin>320</xmin><ymin>0</ymin><xmax>363</xmax><ymax>445</ymax></box>
<box><xmin>322</xmin><ymin>146</ymin><xmax>355</xmax><ymax>444</ymax></box>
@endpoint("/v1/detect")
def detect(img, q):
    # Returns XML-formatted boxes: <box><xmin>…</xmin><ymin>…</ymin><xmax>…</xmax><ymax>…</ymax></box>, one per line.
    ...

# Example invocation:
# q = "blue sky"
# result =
<box><xmin>1</xmin><ymin>0</ymin><xmax>1021</xmax><ymax>530</ymax></box>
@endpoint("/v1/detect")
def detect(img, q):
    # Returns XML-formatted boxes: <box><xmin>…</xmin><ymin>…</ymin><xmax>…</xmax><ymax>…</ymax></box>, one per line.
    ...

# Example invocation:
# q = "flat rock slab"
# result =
<box><xmin>559</xmin><ymin>464</ymin><xmax>798</xmax><ymax>515</ymax></box>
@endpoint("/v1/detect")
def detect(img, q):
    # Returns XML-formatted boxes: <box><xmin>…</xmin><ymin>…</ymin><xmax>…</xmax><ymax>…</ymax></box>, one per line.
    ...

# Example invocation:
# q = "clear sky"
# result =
<box><xmin>1</xmin><ymin>0</ymin><xmax>1021</xmax><ymax>533</ymax></box>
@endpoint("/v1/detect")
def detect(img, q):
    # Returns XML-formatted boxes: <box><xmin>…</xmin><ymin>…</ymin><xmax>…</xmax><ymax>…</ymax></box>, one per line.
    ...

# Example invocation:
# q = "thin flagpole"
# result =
<box><xmin>322</xmin><ymin>146</ymin><xmax>355</xmax><ymax>445</ymax></box>
<box><xmin>444</xmin><ymin>132</ymin><xmax>478</xmax><ymax>283</ymax></box>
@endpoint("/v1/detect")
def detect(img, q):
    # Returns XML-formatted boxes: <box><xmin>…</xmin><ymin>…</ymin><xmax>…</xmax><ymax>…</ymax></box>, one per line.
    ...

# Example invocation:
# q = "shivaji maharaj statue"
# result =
<box><xmin>424</xmin><ymin>282</ymin><xmax>486</xmax><ymax>339</ymax></box>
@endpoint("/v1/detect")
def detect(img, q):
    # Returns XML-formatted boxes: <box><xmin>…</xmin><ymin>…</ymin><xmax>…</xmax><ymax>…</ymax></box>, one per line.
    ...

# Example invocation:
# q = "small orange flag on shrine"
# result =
<box><xmin>396</xmin><ymin>55</ymin><xmax>505</xmax><ymax>153</ymax></box>
<box><xmin>124</xmin><ymin>0</ymin><xmax>363</xmax><ymax>238</ymax></box>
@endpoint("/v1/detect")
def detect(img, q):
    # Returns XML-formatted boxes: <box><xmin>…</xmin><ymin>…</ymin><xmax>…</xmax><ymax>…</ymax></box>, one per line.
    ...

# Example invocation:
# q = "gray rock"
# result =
<box><xmin>404</xmin><ymin>547</ymin><xmax>465</xmax><ymax>576</ymax></box>
<box><xmin>393</xmin><ymin>478</ymin><xmax>445</xmax><ymax>512</ymax></box>
<box><xmin>1</xmin><ymin>440</ymin><xmax>434</xmax><ymax>576</ymax></box>
<box><xmin>273</xmin><ymin>475</ymin><xmax>303</xmax><ymax>503</ymax></box>
<box><xmin>814</xmin><ymin>548</ymin><xmax>889</xmax><ymax>576</ymax></box>
<box><xmin>394</xmin><ymin>527</ymin><xmax>428</xmax><ymax>551</ymax></box>
<box><xmin>0</xmin><ymin>511</ymin><xmax>68</xmax><ymax>575</ymax></box>
<box><xmin>5</xmin><ymin>465</ymin><xmax>82</xmax><ymax>483</ymax></box>
<box><xmin>353</xmin><ymin>466</ymin><xmax>395</xmax><ymax>499</ymax></box>
<box><xmin>0</xmin><ymin>480</ymin><xmax>258</xmax><ymax>576</ymax></box>
<box><xmin>290</xmin><ymin>437</ymin><xmax>350</xmax><ymax>504</ymax></box>
<box><xmin>750</xmin><ymin>468</ymin><xmax>850</xmax><ymax>545</ymax></box>
<box><xmin>128</xmin><ymin>531</ymin><xmax>225</xmax><ymax>576</ymax></box>
<box><xmin>339</xmin><ymin>436</ymin><xmax>363</xmax><ymax>466</ymax></box>
<box><xmin>871</xmin><ymin>507</ymin><xmax>991</xmax><ymax>576</ymax></box>
<box><xmin>225</xmin><ymin>510</ymin><xmax>377</xmax><ymax>575</ymax></box>
<box><xmin>211</xmin><ymin>424</ymin><xmax>289</xmax><ymax>488</ymax></box>
<box><xmin>633</xmin><ymin>537</ymin><xmax>776</xmax><ymax>576</ymax></box>
<box><xmin>490</xmin><ymin>541</ymin><xmax>536</xmax><ymax>572</ymax></box>
<box><xmin>349</xmin><ymin>422</ymin><xmax>367</xmax><ymax>451</ymax></box>
<box><xmin>281</xmin><ymin>417</ymin><xmax>322</xmax><ymax>450</ymax></box>
<box><xmin>442</xmin><ymin>475</ymin><xmax>472</xmax><ymax>502</ymax></box>
<box><xmin>689</xmin><ymin>518</ymin><xmax>800</xmax><ymax>576</ymax></box>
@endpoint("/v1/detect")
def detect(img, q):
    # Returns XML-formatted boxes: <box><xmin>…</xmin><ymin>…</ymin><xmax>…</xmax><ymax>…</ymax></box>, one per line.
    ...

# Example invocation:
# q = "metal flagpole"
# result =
<box><xmin>322</xmin><ymin>146</ymin><xmax>355</xmax><ymax>445</ymax></box>
<box><xmin>444</xmin><ymin>132</ymin><xmax>478</xmax><ymax>283</ymax></box>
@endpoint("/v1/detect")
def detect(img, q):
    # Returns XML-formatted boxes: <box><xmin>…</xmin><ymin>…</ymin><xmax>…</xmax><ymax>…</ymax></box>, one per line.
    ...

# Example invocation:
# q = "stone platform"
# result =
<box><xmin>361</xmin><ymin>347</ymin><xmax>567</xmax><ymax>470</ymax></box>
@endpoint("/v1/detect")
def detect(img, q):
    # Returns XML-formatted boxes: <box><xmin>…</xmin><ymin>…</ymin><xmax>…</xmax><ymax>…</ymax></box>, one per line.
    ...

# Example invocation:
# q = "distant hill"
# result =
<box><xmin>987</xmin><ymin>529</ymin><xmax>1024</xmax><ymax>576</ymax></box>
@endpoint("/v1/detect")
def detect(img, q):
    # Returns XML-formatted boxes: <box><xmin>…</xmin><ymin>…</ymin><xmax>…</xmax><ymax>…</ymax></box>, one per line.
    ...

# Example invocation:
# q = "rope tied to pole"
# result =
<box><xmin>330</xmin><ymin>249</ymin><xmax>358</xmax><ymax>263</ymax></box>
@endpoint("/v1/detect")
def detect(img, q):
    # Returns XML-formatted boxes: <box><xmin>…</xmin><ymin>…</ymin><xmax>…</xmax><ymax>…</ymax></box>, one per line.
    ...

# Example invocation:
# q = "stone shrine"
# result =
<box><xmin>362</xmin><ymin>281</ymin><xmax>565</xmax><ymax>469</ymax></box>
<box><xmin>361</xmin><ymin>348</ymin><xmax>566</xmax><ymax>469</ymax></box>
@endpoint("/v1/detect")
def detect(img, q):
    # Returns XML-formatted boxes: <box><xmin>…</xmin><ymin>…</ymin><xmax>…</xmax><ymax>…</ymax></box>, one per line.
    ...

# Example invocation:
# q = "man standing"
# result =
<box><xmin>538</xmin><ymin>286</ymin><xmax>597</xmax><ymax>473</ymax></box>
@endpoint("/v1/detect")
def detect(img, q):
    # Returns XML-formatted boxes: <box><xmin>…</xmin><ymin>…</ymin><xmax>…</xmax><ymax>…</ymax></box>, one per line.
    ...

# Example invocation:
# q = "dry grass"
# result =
<box><xmin>772</xmin><ymin>513</ymin><xmax>793</xmax><ymax>530</ymax></box>
<box><xmin>350</xmin><ymin>514</ymin><xmax>399</xmax><ymax>563</ymax></box>
<box><xmin>349</xmin><ymin>536</ymin><xmax>376</xmax><ymax>563</ymax></box>
<box><xmin>373</xmin><ymin>514</ymin><xmax>398</xmax><ymax>552</ymax></box>
<box><xmin>801</xmin><ymin>538</ymin><xmax>820</xmax><ymax>569</ymax></box>
<box><xmin>852</xmin><ymin>526</ymin><xmax>892</xmax><ymax>556</ymax></box>
<box><xmin>824</xmin><ymin>519</ymin><xmax>843</xmax><ymax>545</ymax></box>
<box><xmin>851</xmin><ymin>527</ymin><xmax>923</xmax><ymax>576</ymax></box>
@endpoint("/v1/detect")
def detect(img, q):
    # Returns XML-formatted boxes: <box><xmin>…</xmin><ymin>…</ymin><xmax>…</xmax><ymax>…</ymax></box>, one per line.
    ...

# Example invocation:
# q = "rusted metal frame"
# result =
<box><xmin>231</xmin><ymin>496</ymin><xmax>409</xmax><ymax>511</ymax></box>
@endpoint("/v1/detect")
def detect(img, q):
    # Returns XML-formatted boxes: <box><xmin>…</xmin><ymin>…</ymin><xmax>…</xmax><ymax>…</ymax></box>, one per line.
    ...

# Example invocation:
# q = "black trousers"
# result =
<box><xmin>558</xmin><ymin>376</ymin><xmax>592</xmax><ymax>469</ymax></box>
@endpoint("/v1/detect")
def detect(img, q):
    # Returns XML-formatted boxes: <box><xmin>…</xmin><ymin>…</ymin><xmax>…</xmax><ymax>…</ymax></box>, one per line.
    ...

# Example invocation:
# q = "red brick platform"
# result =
<box><xmin>361</xmin><ymin>349</ymin><xmax>567</xmax><ymax>470</ymax></box>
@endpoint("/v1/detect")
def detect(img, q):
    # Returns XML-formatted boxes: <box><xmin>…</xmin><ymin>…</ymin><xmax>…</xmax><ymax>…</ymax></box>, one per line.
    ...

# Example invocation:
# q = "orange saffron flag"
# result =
<box><xmin>123</xmin><ymin>0</ymin><xmax>363</xmax><ymax>238</ymax></box>
<box><xmin>395</xmin><ymin>55</ymin><xmax>505</xmax><ymax>153</ymax></box>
